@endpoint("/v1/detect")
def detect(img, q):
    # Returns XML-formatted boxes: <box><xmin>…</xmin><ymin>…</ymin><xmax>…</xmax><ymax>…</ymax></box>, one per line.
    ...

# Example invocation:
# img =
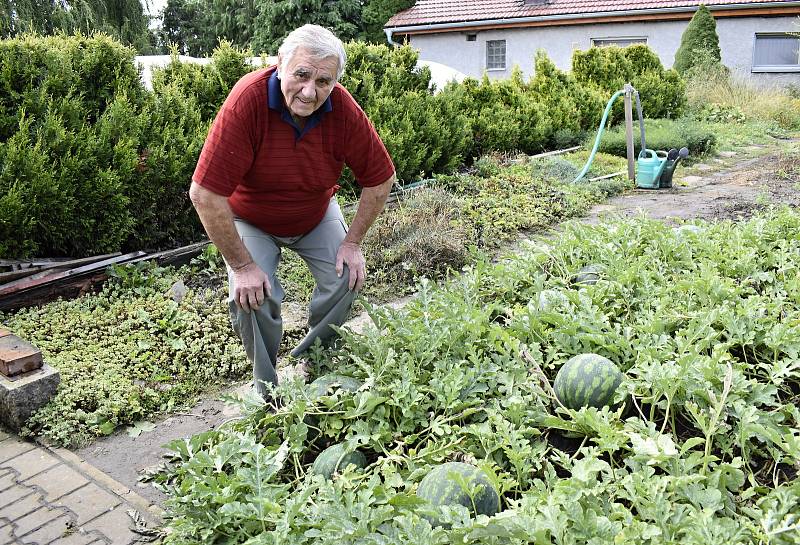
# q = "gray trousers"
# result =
<box><xmin>227</xmin><ymin>199</ymin><xmax>356</xmax><ymax>396</ymax></box>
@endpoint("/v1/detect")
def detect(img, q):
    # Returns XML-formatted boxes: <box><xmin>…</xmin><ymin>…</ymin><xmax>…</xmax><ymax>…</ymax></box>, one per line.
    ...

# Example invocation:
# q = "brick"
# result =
<box><xmin>26</xmin><ymin>465</ymin><xmax>89</xmax><ymax>503</ymax></box>
<box><xmin>0</xmin><ymin>492</ymin><xmax>41</xmax><ymax>522</ymax></box>
<box><xmin>10</xmin><ymin>505</ymin><xmax>63</xmax><ymax>537</ymax></box>
<box><xmin>0</xmin><ymin>336</ymin><xmax>42</xmax><ymax>378</ymax></box>
<box><xmin>54</xmin><ymin>483</ymin><xmax>120</xmax><ymax>526</ymax></box>
<box><xmin>0</xmin><ymin>439</ymin><xmax>36</xmax><ymax>464</ymax></box>
<box><xmin>0</xmin><ymin>482</ymin><xmax>34</xmax><ymax>511</ymax></box>
<box><xmin>19</xmin><ymin>515</ymin><xmax>75</xmax><ymax>544</ymax></box>
<box><xmin>7</xmin><ymin>449</ymin><xmax>59</xmax><ymax>482</ymax></box>
<box><xmin>83</xmin><ymin>505</ymin><xmax>140</xmax><ymax>545</ymax></box>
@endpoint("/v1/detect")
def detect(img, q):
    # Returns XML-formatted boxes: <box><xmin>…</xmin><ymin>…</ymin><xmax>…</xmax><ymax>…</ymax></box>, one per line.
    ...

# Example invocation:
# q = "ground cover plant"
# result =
<box><xmin>151</xmin><ymin>207</ymin><xmax>800</xmax><ymax>544</ymax></box>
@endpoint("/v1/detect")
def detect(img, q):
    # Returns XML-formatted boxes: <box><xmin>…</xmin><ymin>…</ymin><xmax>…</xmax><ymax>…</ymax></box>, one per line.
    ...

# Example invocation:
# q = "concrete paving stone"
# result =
<box><xmin>0</xmin><ymin>482</ymin><xmax>34</xmax><ymax>511</ymax></box>
<box><xmin>45</xmin><ymin>527</ymin><xmax>103</xmax><ymax>545</ymax></box>
<box><xmin>0</xmin><ymin>430</ymin><xmax>9</xmax><ymax>442</ymax></box>
<box><xmin>83</xmin><ymin>505</ymin><xmax>140</xmax><ymax>545</ymax></box>
<box><xmin>18</xmin><ymin>514</ymin><xmax>74</xmax><ymax>544</ymax></box>
<box><xmin>0</xmin><ymin>493</ymin><xmax>41</xmax><ymax>523</ymax></box>
<box><xmin>10</xmin><ymin>505</ymin><xmax>63</xmax><ymax>538</ymax></box>
<box><xmin>0</xmin><ymin>470</ymin><xmax>16</xmax><ymax>493</ymax></box>
<box><xmin>25</xmin><ymin>465</ymin><xmax>89</xmax><ymax>503</ymax></box>
<box><xmin>54</xmin><ymin>483</ymin><xmax>121</xmax><ymax>526</ymax></box>
<box><xmin>0</xmin><ymin>439</ymin><xmax>36</xmax><ymax>464</ymax></box>
<box><xmin>5</xmin><ymin>450</ymin><xmax>59</xmax><ymax>483</ymax></box>
<box><xmin>0</xmin><ymin>522</ymin><xmax>17</xmax><ymax>545</ymax></box>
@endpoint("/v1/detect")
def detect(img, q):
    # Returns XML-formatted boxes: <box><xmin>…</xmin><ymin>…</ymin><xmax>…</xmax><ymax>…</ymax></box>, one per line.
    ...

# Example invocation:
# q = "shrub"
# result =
<box><xmin>673</xmin><ymin>5</ymin><xmax>722</xmax><ymax>75</ymax></box>
<box><xmin>590</xmin><ymin>117</ymin><xmax>717</xmax><ymax>158</ymax></box>
<box><xmin>572</xmin><ymin>44</ymin><xmax>686</xmax><ymax>123</ymax></box>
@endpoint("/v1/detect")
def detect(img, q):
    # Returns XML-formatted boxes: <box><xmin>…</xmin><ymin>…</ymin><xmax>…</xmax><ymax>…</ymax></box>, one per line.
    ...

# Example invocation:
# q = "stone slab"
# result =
<box><xmin>27</xmin><ymin>464</ymin><xmax>89</xmax><ymax>502</ymax></box>
<box><xmin>8</xmin><ymin>448</ymin><xmax>59</xmax><ymax>482</ymax></box>
<box><xmin>0</xmin><ymin>335</ymin><xmax>42</xmax><ymax>378</ymax></box>
<box><xmin>0</xmin><ymin>438</ymin><xmax>36</xmax><ymax>464</ymax></box>
<box><xmin>54</xmin><ymin>482</ymin><xmax>121</xmax><ymax>525</ymax></box>
<box><xmin>18</xmin><ymin>514</ymin><xmax>74</xmax><ymax>544</ymax></box>
<box><xmin>0</xmin><ymin>363</ymin><xmax>60</xmax><ymax>432</ymax></box>
<box><xmin>10</xmin><ymin>505</ymin><xmax>63</xmax><ymax>538</ymax></box>
<box><xmin>84</xmin><ymin>505</ymin><xmax>141</xmax><ymax>545</ymax></box>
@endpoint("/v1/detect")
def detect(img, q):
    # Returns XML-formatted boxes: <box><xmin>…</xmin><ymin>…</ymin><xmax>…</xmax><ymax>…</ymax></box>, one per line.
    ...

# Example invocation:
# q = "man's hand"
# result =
<box><xmin>336</xmin><ymin>241</ymin><xmax>366</xmax><ymax>291</ymax></box>
<box><xmin>232</xmin><ymin>262</ymin><xmax>272</xmax><ymax>312</ymax></box>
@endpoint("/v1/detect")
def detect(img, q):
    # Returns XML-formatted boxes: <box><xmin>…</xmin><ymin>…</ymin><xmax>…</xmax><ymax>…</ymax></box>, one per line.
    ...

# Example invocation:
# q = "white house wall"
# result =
<box><xmin>407</xmin><ymin>16</ymin><xmax>800</xmax><ymax>85</ymax></box>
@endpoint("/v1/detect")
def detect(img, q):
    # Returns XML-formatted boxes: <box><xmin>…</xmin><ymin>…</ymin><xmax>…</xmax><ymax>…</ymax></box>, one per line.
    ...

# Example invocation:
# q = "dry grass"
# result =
<box><xmin>686</xmin><ymin>66</ymin><xmax>800</xmax><ymax>130</ymax></box>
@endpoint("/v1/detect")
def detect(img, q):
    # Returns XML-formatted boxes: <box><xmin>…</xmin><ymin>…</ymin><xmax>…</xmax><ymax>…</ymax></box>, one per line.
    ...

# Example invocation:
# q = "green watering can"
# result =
<box><xmin>636</xmin><ymin>149</ymin><xmax>668</xmax><ymax>189</ymax></box>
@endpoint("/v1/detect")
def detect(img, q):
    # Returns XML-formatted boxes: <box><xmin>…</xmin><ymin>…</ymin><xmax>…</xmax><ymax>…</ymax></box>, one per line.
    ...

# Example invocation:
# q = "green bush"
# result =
<box><xmin>590</xmin><ymin>117</ymin><xmax>717</xmax><ymax>158</ymax></box>
<box><xmin>572</xmin><ymin>44</ymin><xmax>686</xmax><ymax>122</ymax></box>
<box><xmin>673</xmin><ymin>4</ymin><xmax>722</xmax><ymax>75</ymax></box>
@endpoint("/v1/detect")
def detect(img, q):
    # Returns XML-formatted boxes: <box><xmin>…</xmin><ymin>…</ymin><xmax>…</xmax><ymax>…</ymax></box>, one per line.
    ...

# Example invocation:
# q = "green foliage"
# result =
<box><xmin>1</xmin><ymin>262</ymin><xmax>248</xmax><ymax>447</ymax></box>
<box><xmin>590</xmin><ymin>117</ymin><xmax>717</xmax><ymax>158</ymax></box>
<box><xmin>159</xmin><ymin>0</ymin><xmax>258</xmax><ymax>56</ymax></box>
<box><xmin>360</xmin><ymin>0</ymin><xmax>414</xmax><ymax>43</ymax></box>
<box><xmin>152</xmin><ymin>208</ymin><xmax>800</xmax><ymax>543</ymax></box>
<box><xmin>1</xmin><ymin>0</ymin><xmax>153</xmax><ymax>51</ymax></box>
<box><xmin>674</xmin><ymin>4</ymin><xmax>723</xmax><ymax>75</ymax></box>
<box><xmin>251</xmin><ymin>0</ymin><xmax>362</xmax><ymax>55</ymax></box>
<box><xmin>572</xmin><ymin>44</ymin><xmax>687</xmax><ymax>122</ymax></box>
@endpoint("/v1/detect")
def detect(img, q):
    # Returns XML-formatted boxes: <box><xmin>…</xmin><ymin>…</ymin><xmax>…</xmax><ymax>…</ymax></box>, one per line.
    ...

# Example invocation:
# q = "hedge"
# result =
<box><xmin>0</xmin><ymin>33</ymin><xmax>688</xmax><ymax>259</ymax></box>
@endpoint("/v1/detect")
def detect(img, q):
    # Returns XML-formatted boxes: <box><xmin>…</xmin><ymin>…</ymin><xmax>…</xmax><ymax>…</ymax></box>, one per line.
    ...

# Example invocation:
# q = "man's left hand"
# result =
<box><xmin>336</xmin><ymin>241</ymin><xmax>366</xmax><ymax>291</ymax></box>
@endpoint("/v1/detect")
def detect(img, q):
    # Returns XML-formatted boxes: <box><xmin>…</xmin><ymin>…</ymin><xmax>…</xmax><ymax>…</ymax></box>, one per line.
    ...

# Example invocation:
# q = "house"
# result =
<box><xmin>384</xmin><ymin>0</ymin><xmax>800</xmax><ymax>85</ymax></box>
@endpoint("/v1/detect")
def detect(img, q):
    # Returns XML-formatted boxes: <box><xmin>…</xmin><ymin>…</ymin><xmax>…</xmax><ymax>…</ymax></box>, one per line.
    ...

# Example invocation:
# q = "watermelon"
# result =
<box><xmin>553</xmin><ymin>353</ymin><xmax>623</xmax><ymax>410</ymax></box>
<box><xmin>416</xmin><ymin>462</ymin><xmax>500</xmax><ymax>524</ymax></box>
<box><xmin>310</xmin><ymin>374</ymin><xmax>362</xmax><ymax>397</ymax></box>
<box><xmin>310</xmin><ymin>443</ymin><xmax>367</xmax><ymax>479</ymax></box>
<box><xmin>572</xmin><ymin>264</ymin><xmax>604</xmax><ymax>286</ymax></box>
<box><xmin>537</xmin><ymin>289</ymin><xmax>569</xmax><ymax>311</ymax></box>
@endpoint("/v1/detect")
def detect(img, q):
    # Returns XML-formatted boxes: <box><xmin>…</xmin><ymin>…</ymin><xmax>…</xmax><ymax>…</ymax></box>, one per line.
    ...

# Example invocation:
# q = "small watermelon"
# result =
<box><xmin>537</xmin><ymin>289</ymin><xmax>569</xmax><ymax>311</ymax></box>
<box><xmin>553</xmin><ymin>353</ymin><xmax>623</xmax><ymax>410</ymax></box>
<box><xmin>310</xmin><ymin>443</ymin><xmax>367</xmax><ymax>479</ymax></box>
<box><xmin>572</xmin><ymin>264</ymin><xmax>604</xmax><ymax>286</ymax></box>
<box><xmin>310</xmin><ymin>374</ymin><xmax>362</xmax><ymax>397</ymax></box>
<box><xmin>416</xmin><ymin>462</ymin><xmax>500</xmax><ymax>524</ymax></box>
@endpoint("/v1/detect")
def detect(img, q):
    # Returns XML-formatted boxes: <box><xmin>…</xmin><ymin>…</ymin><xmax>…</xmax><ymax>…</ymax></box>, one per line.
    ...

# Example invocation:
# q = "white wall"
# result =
<box><xmin>408</xmin><ymin>16</ymin><xmax>800</xmax><ymax>86</ymax></box>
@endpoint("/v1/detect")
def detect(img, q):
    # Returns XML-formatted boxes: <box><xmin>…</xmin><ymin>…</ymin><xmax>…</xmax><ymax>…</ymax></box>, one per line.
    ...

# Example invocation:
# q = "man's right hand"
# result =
<box><xmin>232</xmin><ymin>262</ymin><xmax>272</xmax><ymax>313</ymax></box>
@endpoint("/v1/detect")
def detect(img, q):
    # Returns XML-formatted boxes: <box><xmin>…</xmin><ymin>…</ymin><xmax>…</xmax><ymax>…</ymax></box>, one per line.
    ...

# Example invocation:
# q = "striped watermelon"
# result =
<box><xmin>311</xmin><ymin>443</ymin><xmax>367</xmax><ymax>479</ymax></box>
<box><xmin>572</xmin><ymin>264</ymin><xmax>604</xmax><ymax>286</ymax></box>
<box><xmin>553</xmin><ymin>353</ymin><xmax>622</xmax><ymax>410</ymax></box>
<box><xmin>310</xmin><ymin>374</ymin><xmax>362</xmax><ymax>397</ymax></box>
<box><xmin>416</xmin><ymin>462</ymin><xmax>500</xmax><ymax>524</ymax></box>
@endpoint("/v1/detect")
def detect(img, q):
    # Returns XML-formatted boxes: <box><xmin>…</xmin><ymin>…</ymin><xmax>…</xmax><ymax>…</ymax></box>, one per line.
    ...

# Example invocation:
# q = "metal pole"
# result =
<box><xmin>624</xmin><ymin>83</ymin><xmax>635</xmax><ymax>183</ymax></box>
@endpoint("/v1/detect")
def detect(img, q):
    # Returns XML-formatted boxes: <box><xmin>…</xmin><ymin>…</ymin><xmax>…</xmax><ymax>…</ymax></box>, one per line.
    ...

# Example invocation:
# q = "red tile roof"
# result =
<box><xmin>386</xmin><ymin>0</ymin><xmax>799</xmax><ymax>28</ymax></box>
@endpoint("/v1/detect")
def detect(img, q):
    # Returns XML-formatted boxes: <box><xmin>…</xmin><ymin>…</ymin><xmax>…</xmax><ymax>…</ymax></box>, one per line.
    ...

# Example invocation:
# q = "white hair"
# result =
<box><xmin>277</xmin><ymin>25</ymin><xmax>347</xmax><ymax>81</ymax></box>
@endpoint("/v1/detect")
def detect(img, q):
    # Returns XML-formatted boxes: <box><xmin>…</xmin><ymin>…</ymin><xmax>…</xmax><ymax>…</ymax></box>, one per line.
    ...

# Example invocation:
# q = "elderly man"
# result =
<box><xmin>189</xmin><ymin>25</ymin><xmax>395</xmax><ymax>399</ymax></box>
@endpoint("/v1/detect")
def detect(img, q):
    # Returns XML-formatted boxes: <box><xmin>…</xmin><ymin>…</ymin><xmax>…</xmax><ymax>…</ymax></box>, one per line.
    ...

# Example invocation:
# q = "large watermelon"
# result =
<box><xmin>310</xmin><ymin>443</ymin><xmax>367</xmax><ymax>479</ymax></box>
<box><xmin>310</xmin><ymin>374</ymin><xmax>362</xmax><ymax>397</ymax></box>
<box><xmin>416</xmin><ymin>462</ymin><xmax>500</xmax><ymax>524</ymax></box>
<box><xmin>553</xmin><ymin>353</ymin><xmax>623</xmax><ymax>410</ymax></box>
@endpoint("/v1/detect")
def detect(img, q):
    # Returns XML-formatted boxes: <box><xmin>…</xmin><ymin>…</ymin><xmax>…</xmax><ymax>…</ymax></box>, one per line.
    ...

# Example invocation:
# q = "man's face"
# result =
<box><xmin>278</xmin><ymin>48</ymin><xmax>338</xmax><ymax>120</ymax></box>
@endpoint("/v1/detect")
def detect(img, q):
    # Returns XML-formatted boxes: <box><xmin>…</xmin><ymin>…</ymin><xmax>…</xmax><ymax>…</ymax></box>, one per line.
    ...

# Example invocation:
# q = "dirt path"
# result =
<box><xmin>75</xmin><ymin>142</ymin><xmax>799</xmax><ymax>508</ymax></box>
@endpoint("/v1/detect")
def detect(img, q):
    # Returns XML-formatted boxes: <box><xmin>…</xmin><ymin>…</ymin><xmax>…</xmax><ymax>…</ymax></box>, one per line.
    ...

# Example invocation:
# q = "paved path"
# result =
<box><xmin>0</xmin><ymin>429</ymin><xmax>162</xmax><ymax>545</ymax></box>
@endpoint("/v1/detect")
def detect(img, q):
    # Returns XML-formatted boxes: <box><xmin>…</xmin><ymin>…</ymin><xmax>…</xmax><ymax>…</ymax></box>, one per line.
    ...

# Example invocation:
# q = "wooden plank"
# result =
<box><xmin>129</xmin><ymin>241</ymin><xmax>210</xmax><ymax>267</ymax></box>
<box><xmin>529</xmin><ymin>146</ymin><xmax>581</xmax><ymax>160</ymax></box>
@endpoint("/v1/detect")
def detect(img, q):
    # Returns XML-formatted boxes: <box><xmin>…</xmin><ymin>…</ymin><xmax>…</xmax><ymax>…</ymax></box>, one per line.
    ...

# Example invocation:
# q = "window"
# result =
<box><xmin>753</xmin><ymin>34</ymin><xmax>800</xmax><ymax>72</ymax></box>
<box><xmin>486</xmin><ymin>40</ymin><xmax>506</xmax><ymax>70</ymax></box>
<box><xmin>466</xmin><ymin>33</ymin><xmax>477</xmax><ymax>42</ymax></box>
<box><xmin>592</xmin><ymin>37</ymin><xmax>647</xmax><ymax>48</ymax></box>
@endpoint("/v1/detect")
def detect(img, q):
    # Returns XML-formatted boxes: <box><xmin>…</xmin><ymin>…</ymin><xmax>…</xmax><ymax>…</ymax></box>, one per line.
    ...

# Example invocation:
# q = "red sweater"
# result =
<box><xmin>193</xmin><ymin>67</ymin><xmax>394</xmax><ymax>236</ymax></box>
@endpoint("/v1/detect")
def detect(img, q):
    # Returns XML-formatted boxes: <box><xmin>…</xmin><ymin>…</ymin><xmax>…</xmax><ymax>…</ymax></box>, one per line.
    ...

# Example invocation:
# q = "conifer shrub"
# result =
<box><xmin>673</xmin><ymin>5</ymin><xmax>722</xmax><ymax>75</ymax></box>
<box><xmin>572</xmin><ymin>44</ymin><xmax>686</xmax><ymax>123</ymax></box>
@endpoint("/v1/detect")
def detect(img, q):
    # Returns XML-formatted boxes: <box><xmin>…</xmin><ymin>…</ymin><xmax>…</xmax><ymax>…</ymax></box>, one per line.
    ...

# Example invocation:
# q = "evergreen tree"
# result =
<box><xmin>250</xmin><ymin>0</ymin><xmax>361</xmax><ymax>55</ymax></box>
<box><xmin>673</xmin><ymin>4</ymin><xmax>722</xmax><ymax>74</ymax></box>
<box><xmin>360</xmin><ymin>0</ymin><xmax>414</xmax><ymax>44</ymax></box>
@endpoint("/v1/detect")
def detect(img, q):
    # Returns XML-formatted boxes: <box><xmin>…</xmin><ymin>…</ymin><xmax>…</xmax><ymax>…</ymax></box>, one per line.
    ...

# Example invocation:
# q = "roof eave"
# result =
<box><xmin>385</xmin><ymin>1</ymin><xmax>800</xmax><ymax>35</ymax></box>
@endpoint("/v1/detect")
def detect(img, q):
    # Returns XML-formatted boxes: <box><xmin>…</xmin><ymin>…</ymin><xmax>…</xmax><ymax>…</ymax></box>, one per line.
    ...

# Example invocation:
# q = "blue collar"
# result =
<box><xmin>268</xmin><ymin>69</ymin><xmax>333</xmax><ymax>139</ymax></box>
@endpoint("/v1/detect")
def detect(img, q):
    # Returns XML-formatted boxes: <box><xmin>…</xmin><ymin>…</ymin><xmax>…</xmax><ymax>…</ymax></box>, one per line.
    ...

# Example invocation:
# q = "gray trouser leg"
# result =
<box><xmin>289</xmin><ymin>199</ymin><xmax>356</xmax><ymax>356</ymax></box>
<box><xmin>228</xmin><ymin>220</ymin><xmax>287</xmax><ymax>397</ymax></box>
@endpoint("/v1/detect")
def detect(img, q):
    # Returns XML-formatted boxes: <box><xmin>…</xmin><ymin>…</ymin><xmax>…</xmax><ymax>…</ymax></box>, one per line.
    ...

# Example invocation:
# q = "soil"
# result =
<box><xmin>75</xmin><ymin>141</ymin><xmax>799</xmax><ymax>508</ymax></box>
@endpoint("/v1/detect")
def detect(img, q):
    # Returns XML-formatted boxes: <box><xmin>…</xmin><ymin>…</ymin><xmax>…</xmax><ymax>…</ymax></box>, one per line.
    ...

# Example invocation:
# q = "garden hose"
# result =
<box><xmin>573</xmin><ymin>85</ymin><xmax>645</xmax><ymax>183</ymax></box>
